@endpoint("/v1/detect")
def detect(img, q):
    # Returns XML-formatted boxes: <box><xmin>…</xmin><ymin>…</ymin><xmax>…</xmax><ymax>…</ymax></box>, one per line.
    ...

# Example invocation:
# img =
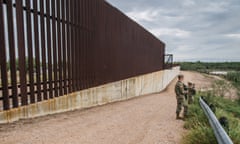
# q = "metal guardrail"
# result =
<box><xmin>199</xmin><ymin>97</ymin><xmax>233</xmax><ymax>144</ymax></box>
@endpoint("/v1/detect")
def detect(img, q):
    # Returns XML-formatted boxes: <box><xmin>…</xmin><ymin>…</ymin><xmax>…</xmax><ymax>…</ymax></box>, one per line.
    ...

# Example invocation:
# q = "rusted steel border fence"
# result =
<box><xmin>0</xmin><ymin>0</ymin><xmax>165</xmax><ymax>110</ymax></box>
<box><xmin>164</xmin><ymin>54</ymin><xmax>173</xmax><ymax>69</ymax></box>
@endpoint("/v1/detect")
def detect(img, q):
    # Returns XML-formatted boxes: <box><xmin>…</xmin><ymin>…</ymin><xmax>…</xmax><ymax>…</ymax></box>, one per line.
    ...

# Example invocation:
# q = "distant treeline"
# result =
<box><xmin>225</xmin><ymin>72</ymin><xmax>240</xmax><ymax>94</ymax></box>
<box><xmin>177</xmin><ymin>61</ymin><xmax>240</xmax><ymax>90</ymax></box>
<box><xmin>176</xmin><ymin>61</ymin><xmax>240</xmax><ymax>72</ymax></box>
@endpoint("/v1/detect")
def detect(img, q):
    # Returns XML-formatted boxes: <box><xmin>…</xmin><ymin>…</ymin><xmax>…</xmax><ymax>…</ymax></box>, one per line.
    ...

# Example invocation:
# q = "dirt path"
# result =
<box><xmin>0</xmin><ymin>71</ymin><xmax>216</xmax><ymax>144</ymax></box>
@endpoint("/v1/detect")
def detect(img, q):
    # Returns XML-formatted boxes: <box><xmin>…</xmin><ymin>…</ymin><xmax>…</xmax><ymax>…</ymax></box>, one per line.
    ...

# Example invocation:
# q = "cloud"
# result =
<box><xmin>225</xmin><ymin>34</ymin><xmax>240</xmax><ymax>39</ymax></box>
<box><xmin>150</xmin><ymin>28</ymin><xmax>191</xmax><ymax>38</ymax></box>
<box><xmin>126</xmin><ymin>9</ymin><xmax>160</xmax><ymax>22</ymax></box>
<box><xmin>176</xmin><ymin>45</ymin><xmax>196</xmax><ymax>52</ymax></box>
<box><xmin>106</xmin><ymin>0</ymin><xmax>240</xmax><ymax>62</ymax></box>
<box><xmin>182</xmin><ymin>0</ymin><xmax>195</xmax><ymax>7</ymax></box>
<box><xmin>202</xmin><ymin>1</ymin><xmax>229</xmax><ymax>13</ymax></box>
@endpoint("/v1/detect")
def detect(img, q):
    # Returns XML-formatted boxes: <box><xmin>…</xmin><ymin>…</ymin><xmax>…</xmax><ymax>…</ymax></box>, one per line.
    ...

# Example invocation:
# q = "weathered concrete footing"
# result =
<box><xmin>0</xmin><ymin>67</ymin><xmax>180</xmax><ymax>123</ymax></box>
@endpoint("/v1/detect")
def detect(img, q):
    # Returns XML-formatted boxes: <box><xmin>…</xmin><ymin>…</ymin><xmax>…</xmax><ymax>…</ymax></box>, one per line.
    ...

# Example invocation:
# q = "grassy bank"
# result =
<box><xmin>177</xmin><ymin>62</ymin><xmax>240</xmax><ymax>143</ymax></box>
<box><xmin>225</xmin><ymin>72</ymin><xmax>240</xmax><ymax>97</ymax></box>
<box><xmin>182</xmin><ymin>92</ymin><xmax>240</xmax><ymax>144</ymax></box>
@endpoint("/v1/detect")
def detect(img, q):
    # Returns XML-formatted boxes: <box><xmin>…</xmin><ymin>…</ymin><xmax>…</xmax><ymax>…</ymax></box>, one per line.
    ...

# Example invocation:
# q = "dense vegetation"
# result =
<box><xmin>182</xmin><ymin>93</ymin><xmax>240</xmax><ymax>144</ymax></box>
<box><xmin>177</xmin><ymin>62</ymin><xmax>240</xmax><ymax>72</ymax></box>
<box><xmin>225</xmin><ymin>72</ymin><xmax>240</xmax><ymax>103</ymax></box>
<box><xmin>180</xmin><ymin>62</ymin><xmax>240</xmax><ymax>144</ymax></box>
<box><xmin>225</xmin><ymin>72</ymin><xmax>240</xmax><ymax>88</ymax></box>
<box><xmin>179</xmin><ymin>61</ymin><xmax>240</xmax><ymax>101</ymax></box>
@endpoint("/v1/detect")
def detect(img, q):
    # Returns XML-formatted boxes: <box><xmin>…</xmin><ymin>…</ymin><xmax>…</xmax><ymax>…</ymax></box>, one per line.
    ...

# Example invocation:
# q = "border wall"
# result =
<box><xmin>0</xmin><ymin>0</ymin><xmax>165</xmax><ymax>111</ymax></box>
<box><xmin>0</xmin><ymin>0</ymin><xmax>181</xmax><ymax>124</ymax></box>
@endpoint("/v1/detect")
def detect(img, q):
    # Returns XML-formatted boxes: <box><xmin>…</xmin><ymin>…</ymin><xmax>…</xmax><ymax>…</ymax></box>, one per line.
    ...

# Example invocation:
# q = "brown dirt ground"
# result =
<box><xmin>0</xmin><ymin>71</ymin><xmax>219</xmax><ymax>144</ymax></box>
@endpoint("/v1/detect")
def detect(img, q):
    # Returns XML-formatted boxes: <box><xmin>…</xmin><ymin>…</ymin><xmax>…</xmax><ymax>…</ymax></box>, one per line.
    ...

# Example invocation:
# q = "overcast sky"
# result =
<box><xmin>106</xmin><ymin>0</ymin><xmax>240</xmax><ymax>62</ymax></box>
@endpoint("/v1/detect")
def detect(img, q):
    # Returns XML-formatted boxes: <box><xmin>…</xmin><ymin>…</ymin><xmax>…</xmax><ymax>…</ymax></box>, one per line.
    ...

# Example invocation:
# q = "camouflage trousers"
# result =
<box><xmin>188</xmin><ymin>95</ymin><xmax>194</xmax><ymax>104</ymax></box>
<box><xmin>176</xmin><ymin>98</ymin><xmax>188</xmax><ymax>117</ymax></box>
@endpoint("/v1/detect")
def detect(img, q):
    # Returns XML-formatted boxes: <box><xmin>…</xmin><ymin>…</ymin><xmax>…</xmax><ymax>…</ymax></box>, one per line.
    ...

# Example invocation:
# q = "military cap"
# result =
<box><xmin>178</xmin><ymin>74</ymin><xmax>184</xmax><ymax>79</ymax></box>
<box><xmin>188</xmin><ymin>82</ymin><xmax>193</xmax><ymax>85</ymax></box>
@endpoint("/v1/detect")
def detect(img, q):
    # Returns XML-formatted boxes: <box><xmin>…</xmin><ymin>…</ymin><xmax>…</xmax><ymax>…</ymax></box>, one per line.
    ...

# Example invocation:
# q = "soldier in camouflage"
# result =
<box><xmin>187</xmin><ymin>82</ymin><xmax>196</xmax><ymax>104</ymax></box>
<box><xmin>175</xmin><ymin>74</ymin><xmax>188</xmax><ymax>119</ymax></box>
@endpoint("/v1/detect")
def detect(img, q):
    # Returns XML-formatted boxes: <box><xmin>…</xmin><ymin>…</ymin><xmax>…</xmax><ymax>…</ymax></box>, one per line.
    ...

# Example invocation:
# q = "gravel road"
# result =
<box><xmin>0</xmin><ymin>71</ymin><xmax>216</xmax><ymax>144</ymax></box>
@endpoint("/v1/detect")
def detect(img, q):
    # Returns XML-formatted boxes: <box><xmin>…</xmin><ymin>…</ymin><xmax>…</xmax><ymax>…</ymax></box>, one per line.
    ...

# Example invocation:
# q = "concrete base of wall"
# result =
<box><xmin>0</xmin><ymin>67</ymin><xmax>180</xmax><ymax>123</ymax></box>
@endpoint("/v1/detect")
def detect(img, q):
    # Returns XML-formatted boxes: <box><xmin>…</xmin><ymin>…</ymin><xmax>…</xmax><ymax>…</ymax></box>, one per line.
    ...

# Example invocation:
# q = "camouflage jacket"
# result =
<box><xmin>175</xmin><ymin>81</ymin><xmax>185</xmax><ymax>99</ymax></box>
<box><xmin>188</xmin><ymin>87</ymin><xmax>196</xmax><ymax>96</ymax></box>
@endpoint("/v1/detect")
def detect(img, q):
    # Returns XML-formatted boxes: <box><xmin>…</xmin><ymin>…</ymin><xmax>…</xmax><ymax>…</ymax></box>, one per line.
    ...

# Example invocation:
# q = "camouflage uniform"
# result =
<box><xmin>188</xmin><ymin>87</ymin><xmax>196</xmax><ymax>104</ymax></box>
<box><xmin>187</xmin><ymin>82</ymin><xmax>196</xmax><ymax>104</ymax></box>
<box><xmin>175</xmin><ymin>81</ymin><xmax>188</xmax><ymax>118</ymax></box>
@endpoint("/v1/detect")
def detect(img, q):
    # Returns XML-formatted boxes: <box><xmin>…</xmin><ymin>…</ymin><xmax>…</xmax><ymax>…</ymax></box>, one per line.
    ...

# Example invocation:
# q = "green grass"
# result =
<box><xmin>224</xmin><ymin>71</ymin><xmax>240</xmax><ymax>104</ymax></box>
<box><xmin>182</xmin><ymin>93</ymin><xmax>240</xmax><ymax>144</ymax></box>
<box><xmin>182</xmin><ymin>125</ymin><xmax>217</xmax><ymax>144</ymax></box>
<box><xmin>176</xmin><ymin>62</ymin><xmax>240</xmax><ymax>143</ymax></box>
